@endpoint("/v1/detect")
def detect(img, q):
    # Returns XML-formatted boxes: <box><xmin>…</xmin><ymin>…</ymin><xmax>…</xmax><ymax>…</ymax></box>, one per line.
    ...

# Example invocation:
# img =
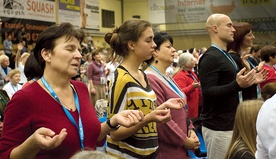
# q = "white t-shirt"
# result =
<box><xmin>2</xmin><ymin>82</ymin><xmax>23</xmax><ymax>99</ymax></box>
<box><xmin>105</xmin><ymin>62</ymin><xmax>118</xmax><ymax>81</ymax></box>
<box><xmin>16</xmin><ymin>62</ymin><xmax>27</xmax><ymax>84</ymax></box>
<box><xmin>256</xmin><ymin>94</ymin><xmax>276</xmax><ymax>159</ymax></box>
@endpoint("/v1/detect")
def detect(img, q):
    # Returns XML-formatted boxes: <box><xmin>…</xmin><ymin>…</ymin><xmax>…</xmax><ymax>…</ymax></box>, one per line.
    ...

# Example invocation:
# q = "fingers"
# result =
<box><xmin>176</xmin><ymin>98</ymin><xmax>185</xmax><ymax>108</ymax></box>
<box><xmin>35</xmin><ymin>128</ymin><xmax>67</xmax><ymax>150</ymax></box>
<box><xmin>115</xmin><ymin>110</ymin><xmax>144</xmax><ymax>127</ymax></box>
<box><xmin>132</xmin><ymin>110</ymin><xmax>144</xmax><ymax>121</ymax></box>
<box><xmin>154</xmin><ymin>109</ymin><xmax>171</xmax><ymax>123</ymax></box>
<box><xmin>37</xmin><ymin>127</ymin><xmax>56</xmax><ymax>137</ymax></box>
<box><xmin>258</xmin><ymin>61</ymin><xmax>265</xmax><ymax>71</ymax></box>
<box><xmin>237</xmin><ymin>67</ymin><xmax>246</xmax><ymax>76</ymax></box>
<box><xmin>53</xmin><ymin>128</ymin><xmax>67</xmax><ymax>148</ymax></box>
<box><xmin>125</xmin><ymin>112</ymin><xmax>140</xmax><ymax>126</ymax></box>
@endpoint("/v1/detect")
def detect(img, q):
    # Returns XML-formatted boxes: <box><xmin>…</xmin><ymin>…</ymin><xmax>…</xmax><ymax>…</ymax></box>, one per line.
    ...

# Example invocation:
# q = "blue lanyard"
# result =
<box><xmin>211</xmin><ymin>44</ymin><xmax>239</xmax><ymax>72</ymax></box>
<box><xmin>100</xmin><ymin>66</ymin><xmax>103</xmax><ymax>73</ymax></box>
<box><xmin>41</xmin><ymin>77</ymin><xmax>84</xmax><ymax>149</ymax></box>
<box><xmin>188</xmin><ymin>71</ymin><xmax>198</xmax><ymax>82</ymax></box>
<box><xmin>11</xmin><ymin>83</ymin><xmax>18</xmax><ymax>93</ymax></box>
<box><xmin>150</xmin><ymin>65</ymin><xmax>188</xmax><ymax>109</ymax></box>
<box><xmin>150</xmin><ymin>65</ymin><xmax>184</xmax><ymax>98</ymax></box>
<box><xmin>246</xmin><ymin>58</ymin><xmax>255</xmax><ymax>69</ymax></box>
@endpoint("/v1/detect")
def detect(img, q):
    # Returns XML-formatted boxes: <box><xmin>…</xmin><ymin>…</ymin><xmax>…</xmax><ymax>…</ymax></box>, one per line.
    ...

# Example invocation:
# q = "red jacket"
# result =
<box><xmin>174</xmin><ymin>70</ymin><xmax>201</xmax><ymax>118</ymax></box>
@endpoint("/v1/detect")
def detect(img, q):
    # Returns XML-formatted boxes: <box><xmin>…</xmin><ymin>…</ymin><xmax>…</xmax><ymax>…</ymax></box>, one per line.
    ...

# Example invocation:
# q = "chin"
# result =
<box><xmin>69</xmin><ymin>72</ymin><xmax>78</xmax><ymax>78</ymax></box>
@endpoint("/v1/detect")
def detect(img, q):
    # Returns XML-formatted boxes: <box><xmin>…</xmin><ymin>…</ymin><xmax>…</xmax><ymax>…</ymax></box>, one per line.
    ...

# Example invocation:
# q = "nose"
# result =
<box><xmin>73</xmin><ymin>50</ymin><xmax>82</xmax><ymax>59</ymax></box>
<box><xmin>172</xmin><ymin>47</ymin><xmax>176</xmax><ymax>52</ymax></box>
<box><xmin>152</xmin><ymin>41</ymin><xmax>157</xmax><ymax>48</ymax></box>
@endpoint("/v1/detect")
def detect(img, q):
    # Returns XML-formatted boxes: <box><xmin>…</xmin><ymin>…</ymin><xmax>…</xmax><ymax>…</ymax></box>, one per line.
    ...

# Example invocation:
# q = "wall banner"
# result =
<box><xmin>148</xmin><ymin>0</ymin><xmax>276</xmax><ymax>32</ymax></box>
<box><xmin>58</xmin><ymin>0</ymin><xmax>81</xmax><ymax>28</ymax></box>
<box><xmin>0</xmin><ymin>0</ymin><xmax>56</xmax><ymax>45</ymax></box>
<box><xmin>80</xmin><ymin>0</ymin><xmax>99</xmax><ymax>30</ymax></box>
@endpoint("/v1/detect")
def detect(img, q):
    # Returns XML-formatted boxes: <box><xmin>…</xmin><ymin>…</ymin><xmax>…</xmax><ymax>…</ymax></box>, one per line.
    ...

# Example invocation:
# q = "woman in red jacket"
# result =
<box><xmin>174</xmin><ymin>53</ymin><xmax>201</xmax><ymax>118</ymax></box>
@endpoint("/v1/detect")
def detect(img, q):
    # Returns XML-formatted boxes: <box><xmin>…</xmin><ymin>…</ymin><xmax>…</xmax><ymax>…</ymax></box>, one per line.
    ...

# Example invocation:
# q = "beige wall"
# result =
<box><xmin>90</xmin><ymin>0</ymin><xmax>123</xmax><ymax>49</ymax></box>
<box><xmin>123</xmin><ymin>0</ymin><xmax>148</xmax><ymax>20</ymax></box>
<box><xmin>172</xmin><ymin>35</ymin><xmax>210</xmax><ymax>51</ymax></box>
<box><xmin>99</xmin><ymin>0</ymin><xmax>122</xmax><ymax>33</ymax></box>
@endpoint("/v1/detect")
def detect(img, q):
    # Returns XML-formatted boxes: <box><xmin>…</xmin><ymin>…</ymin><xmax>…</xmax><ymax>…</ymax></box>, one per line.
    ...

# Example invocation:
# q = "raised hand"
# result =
<box><xmin>33</xmin><ymin>127</ymin><xmax>67</xmax><ymax>150</ymax></box>
<box><xmin>149</xmin><ymin>109</ymin><xmax>171</xmax><ymax>124</ymax></box>
<box><xmin>257</xmin><ymin>61</ymin><xmax>265</xmax><ymax>72</ymax></box>
<box><xmin>254</xmin><ymin>68</ymin><xmax>268</xmax><ymax>84</ymax></box>
<box><xmin>17</xmin><ymin>43</ymin><xmax>24</xmax><ymax>51</ymax></box>
<box><xmin>157</xmin><ymin>98</ymin><xmax>186</xmax><ymax>110</ymax></box>
<box><xmin>240</xmin><ymin>51</ymin><xmax>251</xmax><ymax>73</ymax></box>
<box><xmin>112</xmin><ymin>110</ymin><xmax>144</xmax><ymax>128</ymax></box>
<box><xmin>192</xmin><ymin>81</ymin><xmax>201</xmax><ymax>88</ymax></box>
<box><xmin>236</xmin><ymin>68</ymin><xmax>256</xmax><ymax>88</ymax></box>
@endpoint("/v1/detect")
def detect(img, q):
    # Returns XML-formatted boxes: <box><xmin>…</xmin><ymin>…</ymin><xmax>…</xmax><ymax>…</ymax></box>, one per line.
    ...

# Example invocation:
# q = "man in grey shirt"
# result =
<box><xmin>3</xmin><ymin>32</ymin><xmax>13</xmax><ymax>59</ymax></box>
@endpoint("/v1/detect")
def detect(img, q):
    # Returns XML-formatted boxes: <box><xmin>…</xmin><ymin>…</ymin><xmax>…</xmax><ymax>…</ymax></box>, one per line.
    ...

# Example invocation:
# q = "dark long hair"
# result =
<box><xmin>33</xmin><ymin>22</ymin><xmax>85</xmax><ymax>70</ymax></box>
<box><xmin>227</xmin><ymin>22</ymin><xmax>253</xmax><ymax>55</ymax></box>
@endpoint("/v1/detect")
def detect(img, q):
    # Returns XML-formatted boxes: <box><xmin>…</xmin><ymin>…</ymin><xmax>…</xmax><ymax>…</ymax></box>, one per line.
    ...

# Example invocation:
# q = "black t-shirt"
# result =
<box><xmin>199</xmin><ymin>47</ymin><xmax>241</xmax><ymax>131</ymax></box>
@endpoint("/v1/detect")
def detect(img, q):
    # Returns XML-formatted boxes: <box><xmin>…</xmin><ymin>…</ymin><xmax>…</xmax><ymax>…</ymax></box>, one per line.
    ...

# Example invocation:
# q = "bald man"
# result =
<box><xmin>198</xmin><ymin>14</ymin><xmax>264</xmax><ymax>159</ymax></box>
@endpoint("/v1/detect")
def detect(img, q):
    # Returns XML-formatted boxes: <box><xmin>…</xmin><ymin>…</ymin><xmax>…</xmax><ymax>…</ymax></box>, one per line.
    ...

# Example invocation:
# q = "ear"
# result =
<box><xmin>127</xmin><ymin>41</ymin><xmax>135</xmax><ymax>51</ymax></box>
<box><xmin>41</xmin><ymin>48</ymin><xmax>51</xmax><ymax>63</ymax></box>
<box><xmin>152</xmin><ymin>49</ymin><xmax>158</xmax><ymax>57</ymax></box>
<box><xmin>212</xmin><ymin>25</ymin><xmax>218</xmax><ymax>33</ymax></box>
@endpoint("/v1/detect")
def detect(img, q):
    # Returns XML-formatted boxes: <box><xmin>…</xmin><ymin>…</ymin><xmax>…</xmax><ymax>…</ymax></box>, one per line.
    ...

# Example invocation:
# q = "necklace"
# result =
<box><xmin>59</xmin><ymin>98</ymin><xmax>75</xmax><ymax>111</ymax></box>
<box><xmin>41</xmin><ymin>76</ymin><xmax>84</xmax><ymax>149</ymax></box>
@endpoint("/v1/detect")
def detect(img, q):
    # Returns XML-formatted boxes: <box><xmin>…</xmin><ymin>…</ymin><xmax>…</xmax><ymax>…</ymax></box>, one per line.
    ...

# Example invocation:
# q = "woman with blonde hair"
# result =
<box><xmin>2</xmin><ymin>69</ymin><xmax>22</xmax><ymax>99</ymax></box>
<box><xmin>70</xmin><ymin>150</ymin><xmax>115</xmax><ymax>159</ymax></box>
<box><xmin>225</xmin><ymin>99</ymin><xmax>264</xmax><ymax>159</ymax></box>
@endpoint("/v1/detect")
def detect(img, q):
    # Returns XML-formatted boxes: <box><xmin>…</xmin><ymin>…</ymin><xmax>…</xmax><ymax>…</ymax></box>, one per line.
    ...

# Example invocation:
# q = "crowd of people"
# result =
<box><xmin>0</xmin><ymin>14</ymin><xmax>275</xmax><ymax>159</ymax></box>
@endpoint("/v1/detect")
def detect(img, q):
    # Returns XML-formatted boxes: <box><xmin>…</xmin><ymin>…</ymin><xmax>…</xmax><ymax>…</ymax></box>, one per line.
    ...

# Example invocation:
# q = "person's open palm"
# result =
<box><xmin>150</xmin><ymin>109</ymin><xmax>171</xmax><ymax>124</ymax></box>
<box><xmin>161</xmin><ymin>98</ymin><xmax>186</xmax><ymax>110</ymax></box>
<box><xmin>254</xmin><ymin>68</ymin><xmax>268</xmax><ymax>84</ymax></box>
<box><xmin>240</xmin><ymin>51</ymin><xmax>251</xmax><ymax>72</ymax></box>
<box><xmin>17</xmin><ymin>43</ymin><xmax>24</xmax><ymax>51</ymax></box>
<box><xmin>115</xmin><ymin>110</ymin><xmax>144</xmax><ymax>128</ymax></box>
<box><xmin>33</xmin><ymin>127</ymin><xmax>67</xmax><ymax>150</ymax></box>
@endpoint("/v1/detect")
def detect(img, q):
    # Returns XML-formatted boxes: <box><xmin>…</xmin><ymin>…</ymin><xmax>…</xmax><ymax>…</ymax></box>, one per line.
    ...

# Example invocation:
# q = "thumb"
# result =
<box><xmin>237</xmin><ymin>67</ymin><xmax>246</xmax><ymax>76</ymax></box>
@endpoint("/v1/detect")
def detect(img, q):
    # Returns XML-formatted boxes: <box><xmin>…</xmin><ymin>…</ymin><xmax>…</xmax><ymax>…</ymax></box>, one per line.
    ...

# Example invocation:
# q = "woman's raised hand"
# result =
<box><xmin>157</xmin><ymin>98</ymin><xmax>186</xmax><ymax>110</ymax></box>
<box><xmin>32</xmin><ymin>127</ymin><xmax>67</xmax><ymax>150</ymax></box>
<box><xmin>112</xmin><ymin>110</ymin><xmax>144</xmax><ymax>128</ymax></box>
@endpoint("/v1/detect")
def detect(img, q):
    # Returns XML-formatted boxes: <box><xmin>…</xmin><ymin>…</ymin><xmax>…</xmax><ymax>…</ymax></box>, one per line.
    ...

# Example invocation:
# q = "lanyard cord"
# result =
<box><xmin>211</xmin><ymin>44</ymin><xmax>239</xmax><ymax>72</ymax></box>
<box><xmin>150</xmin><ymin>65</ymin><xmax>191</xmax><ymax>131</ymax></box>
<box><xmin>246</xmin><ymin>58</ymin><xmax>255</xmax><ymax>69</ymax></box>
<box><xmin>188</xmin><ymin>71</ymin><xmax>198</xmax><ymax>82</ymax></box>
<box><xmin>150</xmin><ymin>65</ymin><xmax>184</xmax><ymax>98</ymax></box>
<box><xmin>41</xmin><ymin>77</ymin><xmax>84</xmax><ymax>149</ymax></box>
<box><xmin>11</xmin><ymin>83</ymin><xmax>18</xmax><ymax>93</ymax></box>
<box><xmin>149</xmin><ymin>65</ymin><xmax>188</xmax><ymax>109</ymax></box>
<box><xmin>211</xmin><ymin>44</ymin><xmax>243</xmax><ymax>102</ymax></box>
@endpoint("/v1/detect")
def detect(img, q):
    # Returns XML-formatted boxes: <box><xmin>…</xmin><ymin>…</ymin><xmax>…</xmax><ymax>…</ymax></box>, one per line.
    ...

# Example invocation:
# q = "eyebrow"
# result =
<box><xmin>65</xmin><ymin>44</ymin><xmax>80</xmax><ymax>49</ymax></box>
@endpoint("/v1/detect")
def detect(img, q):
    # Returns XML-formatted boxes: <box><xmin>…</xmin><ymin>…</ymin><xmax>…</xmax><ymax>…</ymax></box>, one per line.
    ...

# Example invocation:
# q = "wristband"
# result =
<box><xmin>106</xmin><ymin>119</ymin><xmax>120</xmax><ymax>130</ymax></box>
